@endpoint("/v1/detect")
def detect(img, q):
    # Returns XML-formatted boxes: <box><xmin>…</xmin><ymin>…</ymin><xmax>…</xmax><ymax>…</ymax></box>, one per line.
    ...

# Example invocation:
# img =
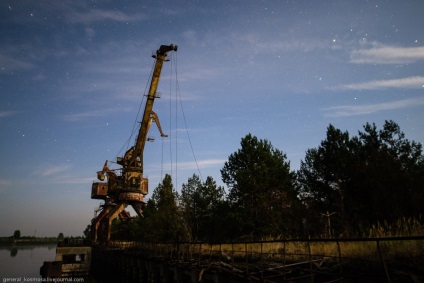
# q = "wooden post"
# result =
<box><xmin>245</xmin><ymin>242</ymin><xmax>249</xmax><ymax>274</ymax></box>
<box><xmin>283</xmin><ymin>240</ymin><xmax>286</xmax><ymax>281</ymax></box>
<box><xmin>232</xmin><ymin>242</ymin><xmax>235</xmax><ymax>264</ymax></box>
<box><xmin>307</xmin><ymin>240</ymin><xmax>313</xmax><ymax>283</ymax></box>
<box><xmin>336</xmin><ymin>240</ymin><xmax>343</xmax><ymax>281</ymax></box>
<box><xmin>376</xmin><ymin>240</ymin><xmax>392</xmax><ymax>283</ymax></box>
<box><xmin>260</xmin><ymin>241</ymin><xmax>263</xmax><ymax>280</ymax></box>
<box><xmin>198</xmin><ymin>243</ymin><xmax>201</xmax><ymax>266</ymax></box>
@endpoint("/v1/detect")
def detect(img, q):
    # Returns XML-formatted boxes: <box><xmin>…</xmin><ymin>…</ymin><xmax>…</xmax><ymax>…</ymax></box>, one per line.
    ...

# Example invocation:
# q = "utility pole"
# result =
<box><xmin>321</xmin><ymin>211</ymin><xmax>336</xmax><ymax>238</ymax></box>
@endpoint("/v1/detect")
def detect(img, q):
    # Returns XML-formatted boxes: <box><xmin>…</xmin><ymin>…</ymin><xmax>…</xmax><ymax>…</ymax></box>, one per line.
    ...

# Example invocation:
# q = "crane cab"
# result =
<box><xmin>91</xmin><ymin>182</ymin><xmax>108</xmax><ymax>199</ymax></box>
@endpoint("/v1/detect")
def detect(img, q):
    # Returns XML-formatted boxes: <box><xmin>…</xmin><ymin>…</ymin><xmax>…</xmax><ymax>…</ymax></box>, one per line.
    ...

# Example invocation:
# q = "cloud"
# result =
<box><xmin>332</xmin><ymin>76</ymin><xmax>424</xmax><ymax>91</ymax></box>
<box><xmin>175</xmin><ymin>159</ymin><xmax>226</xmax><ymax>170</ymax></box>
<box><xmin>63</xmin><ymin>108</ymin><xmax>129</xmax><ymax>122</ymax></box>
<box><xmin>42</xmin><ymin>165</ymin><xmax>71</xmax><ymax>177</ymax></box>
<box><xmin>0</xmin><ymin>54</ymin><xmax>34</xmax><ymax>73</ymax></box>
<box><xmin>69</xmin><ymin>9</ymin><xmax>146</xmax><ymax>24</ymax></box>
<box><xmin>322</xmin><ymin>97</ymin><xmax>424</xmax><ymax>117</ymax></box>
<box><xmin>176</xmin><ymin>66</ymin><xmax>227</xmax><ymax>83</ymax></box>
<box><xmin>231</xmin><ymin>33</ymin><xmax>330</xmax><ymax>54</ymax></box>
<box><xmin>42</xmin><ymin>176</ymin><xmax>94</xmax><ymax>185</ymax></box>
<box><xmin>350</xmin><ymin>45</ymin><xmax>424</xmax><ymax>64</ymax></box>
<box><xmin>0</xmin><ymin>111</ymin><xmax>17</xmax><ymax>118</ymax></box>
<box><xmin>33</xmin><ymin>164</ymin><xmax>92</xmax><ymax>184</ymax></box>
<box><xmin>156</xmin><ymin>159</ymin><xmax>226</xmax><ymax>172</ymax></box>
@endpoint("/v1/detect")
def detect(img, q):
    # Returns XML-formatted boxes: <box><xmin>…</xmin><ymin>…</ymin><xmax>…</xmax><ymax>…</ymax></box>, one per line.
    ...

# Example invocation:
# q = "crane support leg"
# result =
<box><xmin>91</xmin><ymin>205</ymin><xmax>114</xmax><ymax>243</ymax></box>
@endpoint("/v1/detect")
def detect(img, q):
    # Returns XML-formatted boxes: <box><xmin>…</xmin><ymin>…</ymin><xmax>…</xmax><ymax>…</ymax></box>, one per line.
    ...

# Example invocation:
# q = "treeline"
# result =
<box><xmin>0</xmin><ymin>237</ymin><xmax>60</xmax><ymax>245</ymax></box>
<box><xmin>111</xmin><ymin>120</ymin><xmax>424</xmax><ymax>242</ymax></box>
<box><xmin>0</xmin><ymin>230</ymin><xmax>66</xmax><ymax>245</ymax></box>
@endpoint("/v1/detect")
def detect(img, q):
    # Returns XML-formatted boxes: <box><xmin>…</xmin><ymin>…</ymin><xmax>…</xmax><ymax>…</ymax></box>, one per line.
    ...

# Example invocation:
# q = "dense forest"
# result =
<box><xmin>106</xmin><ymin>120</ymin><xmax>424</xmax><ymax>242</ymax></box>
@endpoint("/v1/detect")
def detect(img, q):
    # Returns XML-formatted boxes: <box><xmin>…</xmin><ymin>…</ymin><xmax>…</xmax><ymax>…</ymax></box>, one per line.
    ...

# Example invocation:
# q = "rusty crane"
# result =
<box><xmin>90</xmin><ymin>44</ymin><xmax>178</xmax><ymax>243</ymax></box>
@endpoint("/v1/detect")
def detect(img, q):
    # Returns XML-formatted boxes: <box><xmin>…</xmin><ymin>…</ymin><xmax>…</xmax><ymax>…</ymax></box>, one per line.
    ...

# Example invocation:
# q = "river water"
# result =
<box><xmin>0</xmin><ymin>245</ymin><xmax>57</xmax><ymax>279</ymax></box>
<box><xmin>0</xmin><ymin>245</ymin><xmax>100</xmax><ymax>283</ymax></box>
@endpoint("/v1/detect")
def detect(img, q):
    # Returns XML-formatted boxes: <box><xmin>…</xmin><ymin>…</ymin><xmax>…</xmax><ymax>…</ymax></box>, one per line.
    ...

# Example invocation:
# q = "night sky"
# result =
<box><xmin>1</xmin><ymin>1</ymin><xmax>423</xmax><ymax>237</ymax></box>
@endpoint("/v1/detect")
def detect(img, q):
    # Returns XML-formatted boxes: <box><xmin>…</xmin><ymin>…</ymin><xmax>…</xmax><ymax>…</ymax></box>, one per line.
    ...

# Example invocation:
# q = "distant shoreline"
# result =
<box><xmin>0</xmin><ymin>241</ymin><xmax>58</xmax><ymax>246</ymax></box>
<box><xmin>0</xmin><ymin>237</ymin><xmax>59</xmax><ymax>246</ymax></box>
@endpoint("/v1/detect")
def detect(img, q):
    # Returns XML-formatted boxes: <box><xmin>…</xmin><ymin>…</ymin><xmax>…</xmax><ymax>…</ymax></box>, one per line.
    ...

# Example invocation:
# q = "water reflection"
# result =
<box><xmin>0</xmin><ymin>245</ymin><xmax>57</xmax><ymax>278</ymax></box>
<box><xmin>10</xmin><ymin>247</ymin><xmax>18</xmax><ymax>257</ymax></box>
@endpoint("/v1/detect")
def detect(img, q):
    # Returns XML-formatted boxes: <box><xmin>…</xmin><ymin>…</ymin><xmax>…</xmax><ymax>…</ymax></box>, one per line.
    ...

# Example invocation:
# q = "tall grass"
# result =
<box><xmin>195</xmin><ymin>238</ymin><xmax>423</xmax><ymax>265</ymax></box>
<box><xmin>368</xmin><ymin>216</ymin><xmax>424</xmax><ymax>237</ymax></box>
